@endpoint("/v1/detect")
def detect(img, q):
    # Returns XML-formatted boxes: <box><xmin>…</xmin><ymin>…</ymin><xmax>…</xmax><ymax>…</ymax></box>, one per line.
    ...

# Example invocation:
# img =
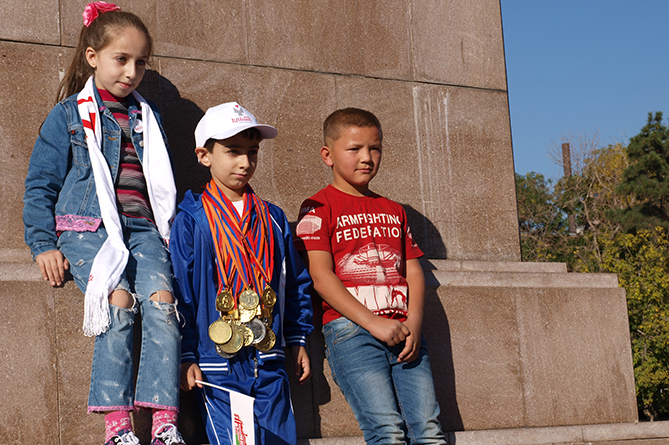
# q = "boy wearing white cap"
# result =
<box><xmin>171</xmin><ymin>102</ymin><xmax>314</xmax><ymax>445</ymax></box>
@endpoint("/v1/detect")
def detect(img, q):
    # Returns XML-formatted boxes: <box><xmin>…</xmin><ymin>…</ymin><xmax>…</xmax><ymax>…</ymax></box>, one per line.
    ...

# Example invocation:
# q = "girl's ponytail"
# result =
<box><xmin>56</xmin><ymin>26</ymin><xmax>95</xmax><ymax>103</ymax></box>
<box><xmin>55</xmin><ymin>3</ymin><xmax>153</xmax><ymax>103</ymax></box>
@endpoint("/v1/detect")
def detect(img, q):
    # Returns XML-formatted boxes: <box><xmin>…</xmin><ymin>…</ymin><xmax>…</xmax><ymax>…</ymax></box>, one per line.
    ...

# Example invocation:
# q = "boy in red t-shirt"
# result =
<box><xmin>294</xmin><ymin>108</ymin><xmax>446</xmax><ymax>444</ymax></box>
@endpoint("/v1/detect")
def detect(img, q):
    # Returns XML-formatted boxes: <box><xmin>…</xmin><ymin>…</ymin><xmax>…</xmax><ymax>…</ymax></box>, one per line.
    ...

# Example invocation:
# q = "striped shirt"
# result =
<box><xmin>99</xmin><ymin>89</ymin><xmax>154</xmax><ymax>222</ymax></box>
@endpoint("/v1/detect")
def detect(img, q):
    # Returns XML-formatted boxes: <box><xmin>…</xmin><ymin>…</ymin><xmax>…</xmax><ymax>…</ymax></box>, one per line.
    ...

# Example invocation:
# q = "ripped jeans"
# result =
<box><xmin>58</xmin><ymin>215</ymin><xmax>181</xmax><ymax>412</ymax></box>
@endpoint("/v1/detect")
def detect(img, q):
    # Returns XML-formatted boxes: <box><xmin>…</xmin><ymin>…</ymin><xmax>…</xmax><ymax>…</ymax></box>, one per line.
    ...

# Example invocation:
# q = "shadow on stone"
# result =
<box><xmin>423</xmin><ymin>288</ymin><xmax>464</xmax><ymax>432</ymax></box>
<box><xmin>136</xmin><ymin>69</ymin><xmax>209</xmax><ymax>202</ymax></box>
<box><xmin>299</xmin><ymin>296</ymin><xmax>329</xmax><ymax>439</ymax></box>
<box><xmin>403</xmin><ymin>205</ymin><xmax>448</xmax><ymax>259</ymax></box>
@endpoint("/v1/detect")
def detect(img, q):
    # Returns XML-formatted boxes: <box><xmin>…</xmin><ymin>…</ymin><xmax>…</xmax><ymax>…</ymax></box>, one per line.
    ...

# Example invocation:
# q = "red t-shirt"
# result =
<box><xmin>294</xmin><ymin>185</ymin><xmax>423</xmax><ymax>324</ymax></box>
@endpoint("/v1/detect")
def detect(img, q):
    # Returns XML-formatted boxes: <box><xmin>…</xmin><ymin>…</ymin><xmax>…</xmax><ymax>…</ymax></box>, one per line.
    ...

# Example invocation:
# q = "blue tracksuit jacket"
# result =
<box><xmin>171</xmin><ymin>190</ymin><xmax>314</xmax><ymax>372</ymax></box>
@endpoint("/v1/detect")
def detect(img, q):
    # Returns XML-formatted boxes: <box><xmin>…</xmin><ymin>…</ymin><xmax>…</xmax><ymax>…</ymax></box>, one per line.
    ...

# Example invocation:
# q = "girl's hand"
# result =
<box><xmin>36</xmin><ymin>250</ymin><xmax>69</xmax><ymax>287</ymax></box>
<box><xmin>180</xmin><ymin>362</ymin><xmax>203</xmax><ymax>391</ymax></box>
<box><xmin>290</xmin><ymin>345</ymin><xmax>311</xmax><ymax>384</ymax></box>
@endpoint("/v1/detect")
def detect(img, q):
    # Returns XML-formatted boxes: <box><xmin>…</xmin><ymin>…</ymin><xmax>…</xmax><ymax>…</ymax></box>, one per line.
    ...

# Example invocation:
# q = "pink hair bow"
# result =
<box><xmin>83</xmin><ymin>1</ymin><xmax>121</xmax><ymax>27</ymax></box>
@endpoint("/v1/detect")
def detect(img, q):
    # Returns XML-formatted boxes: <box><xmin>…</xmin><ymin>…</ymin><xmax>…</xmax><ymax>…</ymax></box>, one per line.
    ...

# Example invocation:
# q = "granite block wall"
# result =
<box><xmin>0</xmin><ymin>0</ymin><xmax>519</xmax><ymax>261</ymax></box>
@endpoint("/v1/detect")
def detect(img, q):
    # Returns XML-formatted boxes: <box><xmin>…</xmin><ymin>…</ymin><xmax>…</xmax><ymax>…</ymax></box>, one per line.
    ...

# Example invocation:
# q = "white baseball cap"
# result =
<box><xmin>194</xmin><ymin>102</ymin><xmax>278</xmax><ymax>148</ymax></box>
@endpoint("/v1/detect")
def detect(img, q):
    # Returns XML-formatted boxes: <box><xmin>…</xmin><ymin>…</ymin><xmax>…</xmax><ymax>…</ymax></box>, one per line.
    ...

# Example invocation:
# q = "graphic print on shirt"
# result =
<box><xmin>296</xmin><ymin>205</ymin><xmax>409</xmax><ymax>316</ymax></box>
<box><xmin>337</xmin><ymin>242</ymin><xmax>407</xmax><ymax>315</ymax></box>
<box><xmin>295</xmin><ymin>211</ymin><xmax>321</xmax><ymax>240</ymax></box>
<box><xmin>296</xmin><ymin>186</ymin><xmax>426</xmax><ymax>323</ymax></box>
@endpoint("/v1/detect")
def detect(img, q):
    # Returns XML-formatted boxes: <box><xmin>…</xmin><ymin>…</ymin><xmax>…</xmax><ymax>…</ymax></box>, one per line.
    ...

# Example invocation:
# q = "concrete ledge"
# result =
<box><xmin>1</xmin><ymin>253</ymin><xmax>608</xmax><ymax>288</ymax></box>
<box><xmin>0</xmin><ymin>248</ymin><xmax>33</xmax><ymax>262</ymax></box>
<box><xmin>0</xmin><ymin>249</ymin><xmax>42</xmax><ymax>281</ymax></box>
<box><xmin>423</xmin><ymin>259</ymin><xmax>568</xmax><ymax>274</ymax></box>
<box><xmin>0</xmin><ymin>262</ymin><xmax>41</xmax><ymax>281</ymax></box>
<box><xmin>297</xmin><ymin>421</ymin><xmax>669</xmax><ymax>445</ymax></box>
<box><xmin>583</xmin><ymin>420</ymin><xmax>669</xmax><ymax>441</ymax></box>
<box><xmin>418</xmin><ymin>258</ymin><xmax>618</xmax><ymax>289</ymax></box>
<box><xmin>426</xmin><ymin>269</ymin><xmax>620</xmax><ymax>288</ymax></box>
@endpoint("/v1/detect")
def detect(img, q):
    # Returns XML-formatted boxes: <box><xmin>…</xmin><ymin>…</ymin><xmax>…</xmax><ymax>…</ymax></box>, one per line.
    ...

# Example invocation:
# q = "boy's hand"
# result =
<box><xmin>180</xmin><ymin>362</ymin><xmax>203</xmax><ymax>391</ymax></box>
<box><xmin>397</xmin><ymin>258</ymin><xmax>425</xmax><ymax>363</ymax></box>
<box><xmin>36</xmin><ymin>249</ymin><xmax>69</xmax><ymax>287</ymax></box>
<box><xmin>290</xmin><ymin>345</ymin><xmax>311</xmax><ymax>384</ymax></box>
<box><xmin>397</xmin><ymin>317</ymin><xmax>422</xmax><ymax>363</ymax></box>
<box><xmin>397</xmin><ymin>333</ymin><xmax>420</xmax><ymax>363</ymax></box>
<box><xmin>368</xmin><ymin>317</ymin><xmax>410</xmax><ymax>347</ymax></box>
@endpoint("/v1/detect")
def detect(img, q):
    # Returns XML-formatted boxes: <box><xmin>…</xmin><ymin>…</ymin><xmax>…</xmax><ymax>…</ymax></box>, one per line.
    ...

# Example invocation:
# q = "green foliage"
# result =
<box><xmin>515</xmin><ymin>172</ymin><xmax>564</xmax><ymax>262</ymax></box>
<box><xmin>516</xmin><ymin>172</ymin><xmax>555</xmax><ymax>233</ymax></box>
<box><xmin>515</xmin><ymin>143</ymin><xmax>628</xmax><ymax>272</ymax></box>
<box><xmin>613</xmin><ymin>112</ymin><xmax>669</xmax><ymax>232</ymax></box>
<box><xmin>601</xmin><ymin>228</ymin><xmax>669</xmax><ymax>420</ymax></box>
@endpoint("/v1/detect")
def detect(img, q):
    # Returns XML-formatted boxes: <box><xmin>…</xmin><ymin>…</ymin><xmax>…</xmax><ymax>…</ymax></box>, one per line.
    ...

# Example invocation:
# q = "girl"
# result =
<box><xmin>23</xmin><ymin>3</ymin><xmax>185</xmax><ymax>445</ymax></box>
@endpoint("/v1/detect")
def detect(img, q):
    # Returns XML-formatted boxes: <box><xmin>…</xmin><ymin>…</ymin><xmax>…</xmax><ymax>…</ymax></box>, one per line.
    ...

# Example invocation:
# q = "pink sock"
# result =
<box><xmin>152</xmin><ymin>409</ymin><xmax>178</xmax><ymax>438</ymax></box>
<box><xmin>105</xmin><ymin>410</ymin><xmax>132</xmax><ymax>441</ymax></box>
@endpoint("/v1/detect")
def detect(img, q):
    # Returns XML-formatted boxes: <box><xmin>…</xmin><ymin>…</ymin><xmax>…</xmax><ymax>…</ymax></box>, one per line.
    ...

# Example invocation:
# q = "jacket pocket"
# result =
<box><xmin>70</xmin><ymin>130</ymin><xmax>91</xmax><ymax>168</ymax></box>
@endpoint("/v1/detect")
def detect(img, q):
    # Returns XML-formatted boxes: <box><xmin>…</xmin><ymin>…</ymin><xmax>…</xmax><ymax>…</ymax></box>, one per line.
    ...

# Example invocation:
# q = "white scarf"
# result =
<box><xmin>77</xmin><ymin>76</ymin><xmax>176</xmax><ymax>337</ymax></box>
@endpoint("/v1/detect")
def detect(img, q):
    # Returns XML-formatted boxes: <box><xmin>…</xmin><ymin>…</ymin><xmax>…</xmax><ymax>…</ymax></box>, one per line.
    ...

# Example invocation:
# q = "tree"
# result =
<box><xmin>601</xmin><ymin>228</ymin><xmax>669</xmax><ymax>420</ymax></box>
<box><xmin>553</xmin><ymin>142</ymin><xmax>628</xmax><ymax>271</ymax></box>
<box><xmin>515</xmin><ymin>172</ymin><xmax>565</xmax><ymax>263</ymax></box>
<box><xmin>613</xmin><ymin>112</ymin><xmax>669</xmax><ymax>232</ymax></box>
<box><xmin>516</xmin><ymin>142</ymin><xmax>628</xmax><ymax>272</ymax></box>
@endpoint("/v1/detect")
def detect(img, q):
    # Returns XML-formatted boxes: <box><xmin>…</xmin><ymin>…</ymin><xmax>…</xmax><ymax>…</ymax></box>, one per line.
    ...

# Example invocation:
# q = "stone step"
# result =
<box><xmin>173</xmin><ymin>421</ymin><xmax>669</xmax><ymax>445</ymax></box>
<box><xmin>423</xmin><ymin>259</ymin><xmax>569</xmax><ymax>274</ymax></box>
<box><xmin>297</xmin><ymin>421</ymin><xmax>669</xmax><ymax>444</ymax></box>
<box><xmin>449</xmin><ymin>421</ymin><xmax>669</xmax><ymax>445</ymax></box>
<box><xmin>426</xmin><ymin>269</ymin><xmax>620</xmax><ymax>288</ymax></box>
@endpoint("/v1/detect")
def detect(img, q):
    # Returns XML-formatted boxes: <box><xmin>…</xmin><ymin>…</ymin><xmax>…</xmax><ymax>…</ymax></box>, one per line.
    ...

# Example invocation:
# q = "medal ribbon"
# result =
<box><xmin>202</xmin><ymin>180</ymin><xmax>275</xmax><ymax>299</ymax></box>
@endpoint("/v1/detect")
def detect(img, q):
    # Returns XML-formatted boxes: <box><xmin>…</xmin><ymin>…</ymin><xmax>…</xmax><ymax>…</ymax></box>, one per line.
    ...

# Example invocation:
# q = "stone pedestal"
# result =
<box><xmin>3</xmin><ymin>256</ymin><xmax>669</xmax><ymax>444</ymax></box>
<box><xmin>0</xmin><ymin>0</ymin><xmax>662</xmax><ymax>444</ymax></box>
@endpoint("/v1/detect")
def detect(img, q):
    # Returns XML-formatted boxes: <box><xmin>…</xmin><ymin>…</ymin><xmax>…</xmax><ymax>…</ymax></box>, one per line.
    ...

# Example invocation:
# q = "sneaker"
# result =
<box><xmin>151</xmin><ymin>424</ymin><xmax>186</xmax><ymax>445</ymax></box>
<box><xmin>105</xmin><ymin>429</ymin><xmax>141</xmax><ymax>445</ymax></box>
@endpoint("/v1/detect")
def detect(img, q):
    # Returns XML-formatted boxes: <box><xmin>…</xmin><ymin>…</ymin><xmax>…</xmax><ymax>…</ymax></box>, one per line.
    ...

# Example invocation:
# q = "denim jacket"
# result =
<box><xmin>23</xmin><ymin>87</ymin><xmax>168</xmax><ymax>260</ymax></box>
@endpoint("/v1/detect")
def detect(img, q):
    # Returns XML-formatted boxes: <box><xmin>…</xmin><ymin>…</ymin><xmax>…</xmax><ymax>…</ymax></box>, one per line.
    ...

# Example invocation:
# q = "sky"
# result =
<box><xmin>500</xmin><ymin>1</ymin><xmax>669</xmax><ymax>181</ymax></box>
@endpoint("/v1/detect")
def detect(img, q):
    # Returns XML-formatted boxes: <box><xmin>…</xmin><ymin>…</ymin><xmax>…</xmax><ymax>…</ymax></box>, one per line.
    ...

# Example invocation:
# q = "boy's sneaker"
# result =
<box><xmin>151</xmin><ymin>424</ymin><xmax>186</xmax><ymax>445</ymax></box>
<box><xmin>105</xmin><ymin>429</ymin><xmax>141</xmax><ymax>445</ymax></box>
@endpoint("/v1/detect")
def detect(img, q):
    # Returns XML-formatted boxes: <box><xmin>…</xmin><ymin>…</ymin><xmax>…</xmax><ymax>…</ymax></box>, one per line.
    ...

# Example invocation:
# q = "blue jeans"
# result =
<box><xmin>58</xmin><ymin>216</ymin><xmax>181</xmax><ymax>412</ymax></box>
<box><xmin>323</xmin><ymin>318</ymin><xmax>446</xmax><ymax>445</ymax></box>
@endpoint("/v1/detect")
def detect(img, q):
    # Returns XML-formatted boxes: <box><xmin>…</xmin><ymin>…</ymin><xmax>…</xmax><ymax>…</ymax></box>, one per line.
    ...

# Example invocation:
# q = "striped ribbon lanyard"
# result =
<box><xmin>202</xmin><ymin>181</ymin><xmax>275</xmax><ymax>302</ymax></box>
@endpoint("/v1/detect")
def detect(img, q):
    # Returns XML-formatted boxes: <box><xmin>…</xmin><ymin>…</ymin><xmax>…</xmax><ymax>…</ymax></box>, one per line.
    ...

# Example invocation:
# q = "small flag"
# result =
<box><xmin>230</xmin><ymin>390</ymin><xmax>255</xmax><ymax>445</ymax></box>
<box><xmin>196</xmin><ymin>380</ymin><xmax>255</xmax><ymax>445</ymax></box>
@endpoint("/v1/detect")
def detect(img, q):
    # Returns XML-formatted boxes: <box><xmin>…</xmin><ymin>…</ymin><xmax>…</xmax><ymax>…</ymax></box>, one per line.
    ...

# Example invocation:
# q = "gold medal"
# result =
<box><xmin>241</xmin><ymin>324</ymin><xmax>254</xmax><ymax>346</ymax></box>
<box><xmin>260</xmin><ymin>306</ymin><xmax>273</xmax><ymax>327</ymax></box>
<box><xmin>261</xmin><ymin>286</ymin><xmax>276</xmax><ymax>308</ymax></box>
<box><xmin>239</xmin><ymin>288</ymin><xmax>260</xmax><ymax>310</ymax></box>
<box><xmin>255</xmin><ymin>328</ymin><xmax>276</xmax><ymax>352</ymax></box>
<box><xmin>208</xmin><ymin>319</ymin><xmax>232</xmax><ymax>344</ymax></box>
<box><xmin>261</xmin><ymin>306</ymin><xmax>272</xmax><ymax>319</ymax></box>
<box><xmin>218</xmin><ymin>324</ymin><xmax>244</xmax><ymax>354</ymax></box>
<box><xmin>216</xmin><ymin>290</ymin><xmax>234</xmax><ymax>312</ymax></box>
<box><xmin>248</xmin><ymin>318</ymin><xmax>267</xmax><ymax>344</ymax></box>
<box><xmin>215</xmin><ymin>344</ymin><xmax>235</xmax><ymax>359</ymax></box>
<box><xmin>239</xmin><ymin>306</ymin><xmax>255</xmax><ymax>323</ymax></box>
